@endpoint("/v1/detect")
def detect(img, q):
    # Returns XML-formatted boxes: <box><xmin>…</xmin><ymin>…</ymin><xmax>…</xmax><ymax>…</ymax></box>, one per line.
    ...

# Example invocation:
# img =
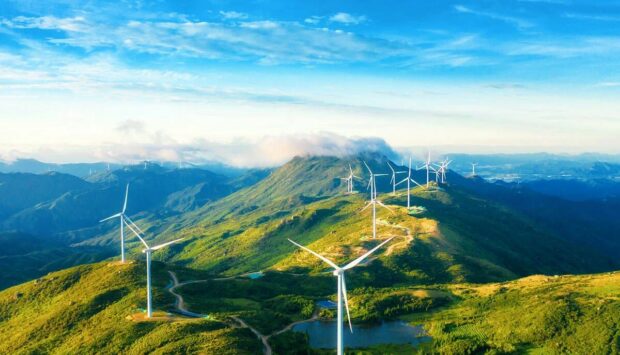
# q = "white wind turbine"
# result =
<box><xmin>362</xmin><ymin>162</ymin><xmax>391</xmax><ymax>239</ymax></box>
<box><xmin>416</xmin><ymin>151</ymin><xmax>437</xmax><ymax>188</ymax></box>
<box><xmin>340</xmin><ymin>164</ymin><xmax>361</xmax><ymax>194</ymax></box>
<box><xmin>434</xmin><ymin>158</ymin><xmax>452</xmax><ymax>184</ymax></box>
<box><xmin>396</xmin><ymin>156</ymin><xmax>423</xmax><ymax>209</ymax></box>
<box><xmin>387</xmin><ymin>162</ymin><xmax>406</xmax><ymax>196</ymax></box>
<box><xmin>471</xmin><ymin>163</ymin><xmax>478</xmax><ymax>177</ymax></box>
<box><xmin>124</xmin><ymin>221</ymin><xmax>184</xmax><ymax>318</ymax></box>
<box><xmin>100</xmin><ymin>184</ymin><xmax>130</xmax><ymax>263</ymax></box>
<box><xmin>288</xmin><ymin>237</ymin><xmax>393</xmax><ymax>355</ymax></box>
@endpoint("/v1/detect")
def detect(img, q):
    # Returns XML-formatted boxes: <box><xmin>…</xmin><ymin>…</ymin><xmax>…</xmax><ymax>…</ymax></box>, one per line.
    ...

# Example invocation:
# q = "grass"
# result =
<box><xmin>406</xmin><ymin>272</ymin><xmax>620</xmax><ymax>354</ymax></box>
<box><xmin>0</xmin><ymin>261</ymin><xmax>260</xmax><ymax>354</ymax></box>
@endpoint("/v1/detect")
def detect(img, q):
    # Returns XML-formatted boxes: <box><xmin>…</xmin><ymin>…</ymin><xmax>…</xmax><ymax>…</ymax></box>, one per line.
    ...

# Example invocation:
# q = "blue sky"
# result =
<box><xmin>1</xmin><ymin>0</ymin><xmax>620</xmax><ymax>165</ymax></box>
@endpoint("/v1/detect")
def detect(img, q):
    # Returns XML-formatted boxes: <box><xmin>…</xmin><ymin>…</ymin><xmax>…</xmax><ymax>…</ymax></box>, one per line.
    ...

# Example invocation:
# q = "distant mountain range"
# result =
<box><xmin>1</xmin><ymin>153</ymin><xmax>620</xmax><ymax>290</ymax></box>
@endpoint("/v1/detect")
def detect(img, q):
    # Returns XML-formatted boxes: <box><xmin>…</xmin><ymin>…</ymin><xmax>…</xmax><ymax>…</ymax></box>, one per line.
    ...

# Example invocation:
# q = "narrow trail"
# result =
<box><xmin>376</xmin><ymin>218</ymin><xmax>414</xmax><ymax>256</ymax></box>
<box><xmin>167</xmin><ymin>271</ymin><xmax>315</xmax><ymax>355</ymax></box>
<box><xmin>231</xmin><ymin>316</ymin><xmax>272</xmax><ymax>355</ymax></box>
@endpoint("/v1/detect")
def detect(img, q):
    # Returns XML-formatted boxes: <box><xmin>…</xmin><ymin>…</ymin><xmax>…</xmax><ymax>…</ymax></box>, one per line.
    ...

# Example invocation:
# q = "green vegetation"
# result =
<box><xmin>0</xmin><ymin>261</ymin><xmax>260</xmax><ymax>354</ymax></box>
<box><xmin>407</xmin><ymin>272</ymin><xmax>620</xmax><ymax>354</ymax></box>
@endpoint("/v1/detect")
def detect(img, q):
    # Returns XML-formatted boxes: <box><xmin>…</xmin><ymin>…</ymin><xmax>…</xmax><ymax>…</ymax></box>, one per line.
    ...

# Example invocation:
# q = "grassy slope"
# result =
<box><xmin>164</xmin><ymin>183</ymin><xmax>608</xmax><ymax>285</ymax></box>
<box><xmin>0</xmin><ymin>261</ymin><xmax>259</xmax><ymax>354</ymax></box>
<box><xmin>406</xmin><ymin>271</ymin><xmax>620</xmax><ymax>354</ymax></box>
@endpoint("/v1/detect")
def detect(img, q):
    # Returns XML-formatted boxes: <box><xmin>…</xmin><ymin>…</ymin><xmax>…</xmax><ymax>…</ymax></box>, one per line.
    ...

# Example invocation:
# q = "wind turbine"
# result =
<box><xmin>288</xmin><ymin>237</ymin><xmax>393</xmax><ymax>355</ymax></box>
<box><xmin>99</xmin><ymin>184</ymin><xmax>130</xmax><ymax>263</ymax></box>
<box><xmin>124</xmin><ymin>221</ymin><xmax>184</xmax><ymax>318</ymax></box>
<box><xmin>396</xmin><ymin>156</ymin><xmax>423</xmax><ymax>209</ymax></box>
<box><xmin>387</xmin><ymin>162</ymin><xmax>406</xmax><ymax>196</ymax></box>
<box><xmin>471</xmin><ymin>163</ymin><xmax>478</xmax><ymax>177</ymax></box>
<box><xmin>434</xmin><ymin>158</ymin><xmax>452</xmax><ymax>184</ymax></box>
<box><xmin>416</xmin><ymin>151</ymin><xmax>436</xmax><ymax>188</ymax></box>
<box><xmin>362</xmin><ymin>162</ymin><xmax>391</xmax><ymax>239</ymax></box>
<box><xmin>340</xmin><ymin>164</ymin><xmax>361</xmax><ymax>194</ymax></box>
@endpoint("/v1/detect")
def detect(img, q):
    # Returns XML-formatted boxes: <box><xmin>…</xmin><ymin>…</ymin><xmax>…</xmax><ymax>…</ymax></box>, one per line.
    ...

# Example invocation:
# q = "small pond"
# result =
<box><xmin>292</xmin><ymin>320</ymin><xmax>430</xmax><ymax>349</ymax></box>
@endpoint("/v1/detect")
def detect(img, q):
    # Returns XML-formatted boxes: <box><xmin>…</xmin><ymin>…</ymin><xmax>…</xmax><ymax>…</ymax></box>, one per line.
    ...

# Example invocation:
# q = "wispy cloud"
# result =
<box><xmin>563</xmin><ymin>13</ymin><xmax>620</xmax><ymax>22</ymax></box>
<box><xmin>507</xmin><ymin>36</ymin><xmax>620</xmax><ymax>58</ymax></box>
<box><xmin>219</xmin><ymin>11</ymin><xmax>248</xmax><ymax>20</ymax></box>
<box><xmin>454</xmin><ymin>5</ymin><xmax>534</xmax><ymax>29</ymax></box>
<box><xmin>1</xmin><ymin>15</ymin><xmax>88</xmax><ymax>32</ymax></box>
<box><xmin>328</xmin><ymin>12</ymin><xmax>367</xmax><ymax>25</ymax></box>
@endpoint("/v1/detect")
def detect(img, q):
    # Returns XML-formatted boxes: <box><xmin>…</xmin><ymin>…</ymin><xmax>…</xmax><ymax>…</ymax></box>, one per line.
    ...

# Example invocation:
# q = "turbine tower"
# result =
<box><xmin>124</xmin><ymin>221</ymin><xmax>184</xmax><ymax>318</ymax></box>
<box><xmin>288</xmin><ymin>237</ymin><xmax>393</xmax><ymax>355</ymax></box>
<box><xmin>416</xmin><ymin>151</ymin><xmax>436</xmax><ymax>188</ymax></box>
<box><xmin>99</xmin><ymin>184</ymin><xmax>130</xmax><ymax>263</ymax></box>
<box><xmin>362</xmin><ymin>162</ymin><xmax>391</xmax><ymax>239</ymax></box>
<box><xmin>471</xmin><ymin>163</ymin><xmax>478</xmax><ymax>177</ymax></box>
<box><xmin>396</xmin><ymin>156</ymin><xmax>423</xmax><ymax>209</ymax></box>
<box><xmin>387</xmin><ymin>162</ymin><xmax>406</xmax><ymax>196</ymax></box>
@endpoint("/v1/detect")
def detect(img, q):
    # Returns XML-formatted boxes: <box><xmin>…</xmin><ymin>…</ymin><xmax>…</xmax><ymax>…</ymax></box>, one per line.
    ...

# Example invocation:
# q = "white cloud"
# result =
<box><xmin>304</xmin><ymin>16</ymin><xmax>322</xmax><ymax>25</ymax></box>
<box><xmin>2</xmin><ymin>15</ymin><xmax>88</xmax><ymax>32</ymax></box>
<box><xmin>454</xmin><ymin>5</ymin><xmax>533</xmax><ymax>29</ymax></box>
<box><xmin>239</xmin><ymin>21</ymin><xmax>279</xmax><ymax>29</ymax></box>
<box><xmin>219</xmin><ymin>11</ymin><xmax>248</xmax><ymax>20</ymax></box>
<box><xmin>84</xmin><ymin>133</ymin><xmax>399</xmax><ymax>167</ymax></box>
<box><xmin>329</xmin><ymin>12</ymin><xmax>367</xmax><ymax>25</ymax></box>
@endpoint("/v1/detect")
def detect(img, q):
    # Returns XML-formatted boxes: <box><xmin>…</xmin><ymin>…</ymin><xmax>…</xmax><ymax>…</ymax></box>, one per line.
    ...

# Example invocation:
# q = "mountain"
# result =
<box><xmin>0</xmin><ymin>159</ymin><xmax>121</xmax><ymax>178</ymax></box>
<box><xmin>0</xmin><ymin>166</ymin><xmax>265</xmax><ymax>290</ymax></box>
<box><xmin>522</xmin><ymin>178</ymin><xmax>620</xmax><ymax>201</ymax></box>
<box><xmin>0</xmin><ymin>172</ymin><xmax>90</xmax><ymax>220</ymax></box>
<box><xmin>446</xmin><ymin>153</ymin><xmax>620</xmax><ymax>181</ymax></box>
<box><xmin>115</xmin><ymin>154</ymin><xmax>618</xmax><ymax>286</ymax></box>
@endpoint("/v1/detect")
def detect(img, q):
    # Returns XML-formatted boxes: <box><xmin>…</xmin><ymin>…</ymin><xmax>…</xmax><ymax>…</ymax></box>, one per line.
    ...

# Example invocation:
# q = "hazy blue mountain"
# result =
<box><xmin>446</xmin><ymin>153</ymin><xmax>620</xmax><ymax>181</ymax></box>
<box><xmin>522</xmin><ymin>179</ymin><xmax>620</xmax><ymax>201</ymax></box>
<box><xmin>0</xmin><ymin>172</ymin><xmax>91</xmax><ymax>219</ymax></box>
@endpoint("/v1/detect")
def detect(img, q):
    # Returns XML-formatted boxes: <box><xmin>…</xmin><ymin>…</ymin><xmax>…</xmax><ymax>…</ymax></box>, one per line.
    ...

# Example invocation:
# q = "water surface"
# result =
<box><xmin>292</xmin><ymin>320</ymin><xmax>430</xmax><ymax>349</ymax></box>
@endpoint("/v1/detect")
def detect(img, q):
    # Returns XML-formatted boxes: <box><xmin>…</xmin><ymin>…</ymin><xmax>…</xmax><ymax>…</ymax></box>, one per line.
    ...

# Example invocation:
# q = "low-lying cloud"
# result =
<box><xmin>94</xmin><ymin>132</ymin><xmax>399</xmax><ymax>168</ymax></box>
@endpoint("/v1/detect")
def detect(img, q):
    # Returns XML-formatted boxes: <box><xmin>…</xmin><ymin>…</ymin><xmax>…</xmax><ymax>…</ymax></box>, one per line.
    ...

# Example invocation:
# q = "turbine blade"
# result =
<box><xmin>123</xmin><ymin>220</ymin><xmax>150</xmax><ymax>249</ymax></box>
<box><xmin>99</xmin><ymin>212</ymin><xmax>122</xmax><ymax>222</ymax></box>
<box><xmin>396</xmin><ymin>177</ymin><xmax>408</xmax><ymax>186</ymax></box>
<box><xmin>387</xmin><ymin>162</ymin><xmax>395</xmax><ymax>173</ymax></box>
<box><xmin>122</xmin><ymin>184</ymin><xmax>129</xmax><ymax>213</ymax></box>
<box><xmin>124</xmin><ymin>215</ymin><xmax>145</xmax><ymax>235</ymax></box>
<box><xmin>360</xmin><ymin>201</ymin><xmax>373</xmax><ymax>212</ymax></box>
<box><xmin>151</xmin><ymin>238</ymin><xmax>185</xmax><ymax>250</ymax></box>
<box><xmin>363</xmin><ymin>161</ymin><xmax>372</xmax><ymax>175</ymax></box>
<box><xmin>376</xmin><ymin>200</ymin><xmax>394</xmax><ymax>213</ymax></box>
<box><xmin>288</xmin><ymin>239</ymin><xmax>339</xmax><ymax>270</ymax></box>
<box><xmin>343</xmin><ymin>237</ymin><xmax>394</xmax><ymax>270</ymax></box>
<box><xmin>374</xmin><ymin>174</ymin><xmax>388</xmax><ymax>177</ymax></box>
<box><xmin>341</xmin><ymin>274</ymin><xmax>353</xmax><ymax>333</ymax></box>
<box><xmin>411</xmin><ymin>178</ymin><xmax>423</xmax><ymax>187</ymax></box>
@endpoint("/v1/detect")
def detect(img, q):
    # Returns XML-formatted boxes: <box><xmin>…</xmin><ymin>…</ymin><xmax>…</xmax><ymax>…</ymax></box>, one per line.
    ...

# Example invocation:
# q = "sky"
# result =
<box><xmin>1</xmin><ymin>0</ymin><xmax>620</xmax><ymax>166</ymax></box>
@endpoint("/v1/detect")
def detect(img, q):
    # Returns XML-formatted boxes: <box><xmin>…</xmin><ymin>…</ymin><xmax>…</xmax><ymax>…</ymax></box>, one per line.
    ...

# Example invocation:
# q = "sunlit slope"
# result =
<box><xmin>0</xmin><ymin>262</ymin><xmax>259</xmax><ymax>354</ymax></box>
<box><xmin>156</xmin><ymin>155</ymin><xmax>612</xmax><ymax>283</ymax></box>
<box><xmin>415</xmin><ymin>271</ymin><xmax>620</xmax><ymax>353</ymax></box>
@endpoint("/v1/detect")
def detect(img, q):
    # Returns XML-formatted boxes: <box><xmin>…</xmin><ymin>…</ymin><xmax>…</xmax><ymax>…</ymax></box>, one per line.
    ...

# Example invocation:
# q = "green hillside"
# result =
<box><xmin>0</xmin><ymin>261</ymin><xmax>260</xmax><ymax>354</ymax></box>
<box><xmin>411</xmin><ymin>271</ymin><xmax>620</xmax><ymax>354</ymax></box>
<box><xmin>2</xmin><ymin>258</ymin><xmax>619</xmax><ymax>354</ymax></box>
<box><xmin>120</xmin><ymin>155</ymin><xmax>614</xmax><ymax>285</ymax></box>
